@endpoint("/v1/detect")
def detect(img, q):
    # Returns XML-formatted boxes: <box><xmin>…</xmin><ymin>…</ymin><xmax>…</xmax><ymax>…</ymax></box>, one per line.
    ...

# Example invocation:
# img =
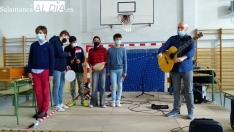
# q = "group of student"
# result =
<box><xmin>27</xmin><ymin>25</ymin><xmax>127</xmax><ymax>119</ymax></box>
<box><xmin>28</xmin><ymin>21</ymin><xmax>195</xmax><ymax>120</ymax></box>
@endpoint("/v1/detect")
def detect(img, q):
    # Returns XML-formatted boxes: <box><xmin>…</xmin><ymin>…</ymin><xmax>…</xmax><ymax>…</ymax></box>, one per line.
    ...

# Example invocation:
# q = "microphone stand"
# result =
<box><xmin>136</xmin><ymin>70</ymin><xmax>154</xmax><ymax>98</ymax></box>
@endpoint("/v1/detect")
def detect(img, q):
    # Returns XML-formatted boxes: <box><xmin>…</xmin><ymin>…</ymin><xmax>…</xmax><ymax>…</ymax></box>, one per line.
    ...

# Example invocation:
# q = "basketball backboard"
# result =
<box><xmin>100</xmin><ymin>0</ymin><xmax>154</xmax><ymax>25</ymax></box>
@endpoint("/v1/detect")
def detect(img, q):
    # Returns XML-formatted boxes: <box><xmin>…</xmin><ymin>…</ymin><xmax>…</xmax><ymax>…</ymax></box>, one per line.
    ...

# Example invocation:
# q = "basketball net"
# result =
<box><xmin>118</xmin><ymin>14</ymin><xmax>134</xmax><ymax>32</ymax></box>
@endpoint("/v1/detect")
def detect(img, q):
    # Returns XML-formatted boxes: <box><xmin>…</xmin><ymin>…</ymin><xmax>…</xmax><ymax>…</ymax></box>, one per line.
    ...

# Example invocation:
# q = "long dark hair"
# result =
<box><xmin>93</xmin><ymin>36</ymin><xmax>101</xmax><ymax>43</ymax></box>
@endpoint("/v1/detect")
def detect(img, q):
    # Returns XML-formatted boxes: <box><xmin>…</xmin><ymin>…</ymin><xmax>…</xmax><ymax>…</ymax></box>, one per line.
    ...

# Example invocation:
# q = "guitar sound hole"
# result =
<box><xmin>170</xmin><ymin>54</ymin><xmax>174</xmax><ymax>59</ymax></box>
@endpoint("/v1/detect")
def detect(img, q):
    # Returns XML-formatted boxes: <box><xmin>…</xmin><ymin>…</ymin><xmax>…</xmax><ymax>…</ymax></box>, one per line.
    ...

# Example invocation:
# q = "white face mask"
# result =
<box><xmin>72</xmin><ymin>43</ymin><xmax>77</xmax><ymax>47</ymax></box>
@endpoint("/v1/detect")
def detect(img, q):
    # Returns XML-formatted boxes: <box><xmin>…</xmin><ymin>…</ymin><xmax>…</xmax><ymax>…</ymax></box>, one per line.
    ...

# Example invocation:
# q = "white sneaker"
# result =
<box><xmin>101</xmin><ymin>105</ymin><xmax>106</xmax><ymax>108</ymax></box>
<box><xmin>116</xmin><ymin>100</ymin><xmax>121</xmax><ymax>107</ymax></box>
<box><xmin>111</xmin><ymin>101</ymin><xmax>116</xmax><ymax>107</ymax></box>
<box><xmin>60</xmin><ymin>103</ymin><xmax>69</xmax><ymax>109</ymax></box>
<box><xmin>53</xmin><ymin>105</ymin><xmax>65</xmax><ymax>112</ymax></box>
<box><xmin>89</xmin><ymin>105</ymin><xmax>93</xmax><ymax>108</ymax></box>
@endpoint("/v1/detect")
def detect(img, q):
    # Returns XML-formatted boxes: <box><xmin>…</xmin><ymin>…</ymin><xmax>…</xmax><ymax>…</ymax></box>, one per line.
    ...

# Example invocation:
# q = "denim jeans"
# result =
<box><xmin>90</xmin><ymin>68</ymin><xmax>106</xmax><ymax>106</ymax></box>
<box><xmin>170</xmin><ymin>71</ymin><xmax>194</xmax><ymax>113</ymax></box>
<box><xmin>52</xmin><ymin>70</ymin><xmax>65</xmax><ymax>106</ymax></box>
<box><xmin>110</xmin><ymin>69</ymin><xmax>123</xmax><ymax>101</ymax></box>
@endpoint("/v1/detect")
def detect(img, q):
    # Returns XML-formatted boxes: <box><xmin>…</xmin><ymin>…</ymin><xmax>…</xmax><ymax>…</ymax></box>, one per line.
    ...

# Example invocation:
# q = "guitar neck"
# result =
<box><xmin>174</xmin><ymin>38</ymin><xmax>195</xmax><ymax>55</ymax></box>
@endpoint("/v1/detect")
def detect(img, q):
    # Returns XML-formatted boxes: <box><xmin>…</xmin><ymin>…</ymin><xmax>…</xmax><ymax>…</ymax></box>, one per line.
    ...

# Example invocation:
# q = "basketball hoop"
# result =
<box><xmin>118</xmin><ymin>13</ymin><xmax>134</xmax><ymax>32</ymax></box>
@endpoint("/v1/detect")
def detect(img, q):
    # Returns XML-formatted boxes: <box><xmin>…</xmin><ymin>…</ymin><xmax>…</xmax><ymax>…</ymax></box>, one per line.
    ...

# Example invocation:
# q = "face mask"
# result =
<box><xmin>177</xmin><ymin>30</ymin><xmax>185</xmax><ymax>37</ymax></box>
<box><xmin>62</xmin><ymin>38</ymin><xmax>67</xmax><ymax>43</ymax></box>
<box><xmin>72</xmin><ymin>43</ymin><xmax>77</xmax><ymax>47</ymax></box>
<box><xmin>94</xmin><ymin>42</ymin><xmax>100</xmax><ymax>47</ymax></box>
<box><xmin>36</xmin><ymin>34</ymin><xmax>44</xmax><ymax>41</ymax></box>
<box><xmin>115</xmin><ymin>40</ymin><xmax>121</xmax><ymax>45</ymax></box>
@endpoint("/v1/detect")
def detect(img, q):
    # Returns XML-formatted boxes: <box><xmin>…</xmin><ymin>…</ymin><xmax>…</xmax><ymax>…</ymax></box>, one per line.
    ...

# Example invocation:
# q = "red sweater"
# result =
<box><xmin>88</xmin><ymin>46</ymin><xmax>108</xmax><ymax>67</ymax></box>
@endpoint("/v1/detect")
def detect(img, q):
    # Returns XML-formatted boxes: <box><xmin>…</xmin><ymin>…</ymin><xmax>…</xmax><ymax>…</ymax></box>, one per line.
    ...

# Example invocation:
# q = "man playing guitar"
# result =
<box><xmin>157</xmin><ymin>22</ymin><xmax>196</xmax><ymax>119</ymax></box>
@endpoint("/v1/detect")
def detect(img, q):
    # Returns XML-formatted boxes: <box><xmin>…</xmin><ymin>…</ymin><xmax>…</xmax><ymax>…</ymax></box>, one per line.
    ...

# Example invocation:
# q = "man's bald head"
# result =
<box><xmin>177</xmin><ymin>22</ymin><xmax>188</xmax><ymax>31</ymax></box>
<box><xmin>177</xmin><ymin>22</ymin><xmax>188</xmax><ymax>37</ymax></box>
<box><xmin>178</xmin><ymin>22</ymin><xmax>188</xmax><ymax>27</ymax></box>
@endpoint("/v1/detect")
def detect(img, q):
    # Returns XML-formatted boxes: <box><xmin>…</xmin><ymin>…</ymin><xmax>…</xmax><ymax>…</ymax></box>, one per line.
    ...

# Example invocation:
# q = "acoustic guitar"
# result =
<box><xmin>158</xmin><ymin>32</ymin><xmax>203</xmax><ymax>72</ymax></box>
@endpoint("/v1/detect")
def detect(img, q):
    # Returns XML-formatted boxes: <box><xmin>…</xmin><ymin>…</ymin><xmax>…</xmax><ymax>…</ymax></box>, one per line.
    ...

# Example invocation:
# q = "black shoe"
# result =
<box><xmin>32</xmin><ymin>113</ymin><xmax>37</xmax><ymax>118</ymax></box>
<box><xmin>37</xmin><ymin>112</ymin><xmax>47</xmax><ymax>118</ymax></box>
<box><xmin>32</xmin><ymin>112</ymin><xmax>41</xmax><ymax>118</ymax></box>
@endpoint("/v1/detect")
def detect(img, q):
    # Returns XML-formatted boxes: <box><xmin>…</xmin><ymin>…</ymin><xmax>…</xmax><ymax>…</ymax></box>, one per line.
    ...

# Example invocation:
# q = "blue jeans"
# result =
<box><xmin>52</xmin><ymin>70</ymin><xmax>65</xmax><ymax>106</ymax></box>
<box><xmin>110</xmin><ymin>69</ymin><xmax>123</xmax><ymax>101</ymax></box>
<box><xmin>170</xmin><ymin>71</ymin><xmax>194</xmax><ymax>113</ymax></box>
<box><xmin>90</xmin><ymin>68</ymin><xmax>106</xmax><ymax>106</ymax></box>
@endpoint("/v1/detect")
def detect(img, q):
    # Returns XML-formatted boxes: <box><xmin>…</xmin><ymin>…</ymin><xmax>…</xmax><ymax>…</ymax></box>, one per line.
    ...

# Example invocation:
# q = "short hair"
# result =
<box><xmin>59</xmin><ymin>30</ymin><xmax>70</xmax><ymax>37</ymax></box>
<box><xmin>113</xmin><ymin>33</ymin><xmax>122</xmax><ymax>40</ymax></box>
<box><xmin>35</xmin><ymin>25</ymin><xmax>47</xmax><ymax>35</ymax></box>
<box><xmin>69</xmin><ymin>36</ymin><xmax>77</xmax><ymax>43</ymax></box>
<box><xmin>93</xmin><ymin>36</ymin><xmax>101</xmax><ymax>42</ymax></box>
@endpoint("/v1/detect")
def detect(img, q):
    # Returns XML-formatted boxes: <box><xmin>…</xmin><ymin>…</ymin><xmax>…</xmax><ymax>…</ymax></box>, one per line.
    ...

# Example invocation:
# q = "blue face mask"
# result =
<box><xmin>115</xmin><ymin>40</ymin><xmax>121</xmax><ymax>45</ymax></box>
<box><xmin>177</xmin><ymin>30</ymin><xmax>185</xmax><ymax>37</ymax></box>
<box><xmin>36</xmin><ymin>34</ymin><xmax>44</xmax><ymax>41</ymax></box>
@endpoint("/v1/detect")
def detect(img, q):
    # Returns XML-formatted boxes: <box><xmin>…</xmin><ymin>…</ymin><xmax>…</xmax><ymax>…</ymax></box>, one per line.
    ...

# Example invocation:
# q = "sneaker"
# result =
<box><xmin>60</xmin><ymin>103</ymin><xmax>69</xmax><ymax>109</ymax></box>
<box><xmin>111</xmin><ymin>101</ymin><xmax>116</xmax><ymax>107</ymax></box>
<box><xmin>166</xmin><ymin>109</ymin><xmax>180</xmax><ymax>117</ymax></box>
<box><xmin>53</xmin><ymin>105</ymin><xmax>65</xmax><ymax>112</ymax></box>
<box><xmin>116</xmin><ymin>101</ymin><xmax>121</xmax><ymax>107</ymax></box>
<box><xmin>81</xmin><ymin>101</ymin><xmax>89</xmax><ymax>107</ymax></box>
<box><xmin>101</xmin><ymin>105</ymin><xmax>106</xmax><ymax>108</ymax></box>
<box><xmin>187</xmin><ymin>111</ymin><xmax>194</xmax><ymax>119</ymax></box>
<box><xmin>68</xmin><ymin>101</ymin><xmax>76</xmax><ymax>107</ymax></box>
<box><xmin>89</xmin><ymin>105</ymin><xmax>93</xmax><ymax>108</ymax></box>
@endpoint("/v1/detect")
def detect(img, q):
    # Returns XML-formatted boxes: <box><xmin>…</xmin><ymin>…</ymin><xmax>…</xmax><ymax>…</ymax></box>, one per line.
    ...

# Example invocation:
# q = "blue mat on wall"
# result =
<box><xmin>104</xmin><ymin>48</ymin><xmax>164</xmax><ymax>92</ymax></box>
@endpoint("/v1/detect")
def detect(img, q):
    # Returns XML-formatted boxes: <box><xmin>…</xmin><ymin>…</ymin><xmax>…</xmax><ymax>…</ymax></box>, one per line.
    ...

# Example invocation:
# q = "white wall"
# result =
<box><xmin>195</xmin><ymin>0</ymin><xmax>234</xmax><ymax>48</ymax></box>
<box><xmin>0</xmin><ymin>0</ymin><xmax>71</xmax><ymax>38</ymax></box>
<box><xmin>0</xmin><ymin>0</ymin><xmax>233</xmax><ymax>51</ymax></box>
<box><xmin>196</xmin><ymin>0</ymin><xmax>234</xmax><ymax>28</ymax></box>
<box><xmin>85</xmin><ymin>0</ymin><xmax>182</xmax><ymax>43</ymax></box>
<box><xmin>0</xmin><ymin>0</ymin><xmax>73</xmax><ymax>53</ymax></box>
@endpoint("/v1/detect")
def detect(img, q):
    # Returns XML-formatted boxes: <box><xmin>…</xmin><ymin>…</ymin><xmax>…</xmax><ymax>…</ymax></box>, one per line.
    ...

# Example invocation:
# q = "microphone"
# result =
<box><xmin>151</xmin><ymin>104</ymin><xmax>169</xmax><ymax>109</ymax></box>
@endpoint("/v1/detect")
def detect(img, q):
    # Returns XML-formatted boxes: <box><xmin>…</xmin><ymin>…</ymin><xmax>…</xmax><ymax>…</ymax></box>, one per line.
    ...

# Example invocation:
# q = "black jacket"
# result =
<box><xmin>64</xmin><ymin>45</ymin><xmax>85</xmax><ymax>73</ymax></box>
<box><xmin>49</xmin><ymin>36</ymin><xmax>69</xmax><ymax>71</ymax></box>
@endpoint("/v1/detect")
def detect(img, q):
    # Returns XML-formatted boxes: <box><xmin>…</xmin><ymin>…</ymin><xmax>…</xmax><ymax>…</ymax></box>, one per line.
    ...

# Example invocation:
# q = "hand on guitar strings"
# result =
<box><xmin>175</xmin><ymin>56</ymin><xmax>187</xmax><ymax>63</ymax></box>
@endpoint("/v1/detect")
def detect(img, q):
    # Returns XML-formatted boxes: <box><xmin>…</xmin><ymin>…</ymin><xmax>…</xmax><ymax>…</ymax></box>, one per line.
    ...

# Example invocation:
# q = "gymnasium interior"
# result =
<box><xmin>0</xmin><ymin>0</ymin><xmax>234</xmax><ymax>132</ymax></box>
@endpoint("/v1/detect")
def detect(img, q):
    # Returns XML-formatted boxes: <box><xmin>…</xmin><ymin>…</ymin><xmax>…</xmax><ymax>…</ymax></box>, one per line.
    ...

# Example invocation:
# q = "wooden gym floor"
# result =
<box><xmin>0</xmin><ymin>92</ymin><xmax>233</xmax><ymax>132</ymax></box>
